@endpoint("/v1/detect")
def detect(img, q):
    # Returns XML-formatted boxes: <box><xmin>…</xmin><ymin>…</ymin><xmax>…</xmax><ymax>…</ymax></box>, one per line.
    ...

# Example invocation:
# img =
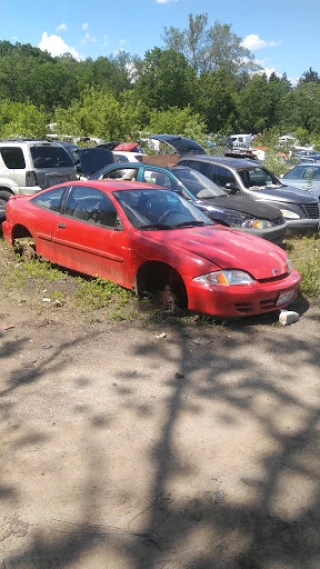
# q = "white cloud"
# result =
<box><xmin>82</xmin><ymin>22</ymin><xmax>89</xmax><ymax>30</ymax></box>
<box><xmin>119</xmin><ymin>38</ymin><xmax>126</xmax><ymax>46</ymax></box>
<box><xmin>38</xmin><ymin>32</ymin><xmax>80</xmax><ymax>59</ymax></box>
<box><xmin>56</xmin><ymin>23</ymin><xmax>67</xmax><ymax>32</ymax></box>
<box><xmin>241</xmin><ymin>34</ymin><xmax>280</xmax><ymax>51</ymax></box>
<box><xmin>80</xmin><ymin>32</ymin><xmax>97</xmax><ymax>45</ymax></box>
<box><xmin>156</xmin><ymin>0</ymin><xmax>178</xmax><ymax>4</ymax></box>
<box><xmin>12</xmin><ymin>35</ymin><xmax>18</xmax><ymax>41</ymax></box>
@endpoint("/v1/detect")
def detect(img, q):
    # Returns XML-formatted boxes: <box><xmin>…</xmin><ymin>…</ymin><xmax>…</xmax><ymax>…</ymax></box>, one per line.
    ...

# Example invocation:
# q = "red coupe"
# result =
<box><xmin>2</xmin><ymin>180</ymin><xmax>301</xmax><ymax>318</ymax></box>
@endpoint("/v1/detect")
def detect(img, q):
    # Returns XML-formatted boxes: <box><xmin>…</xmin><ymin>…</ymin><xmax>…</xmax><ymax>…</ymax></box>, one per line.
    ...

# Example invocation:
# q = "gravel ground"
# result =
<box><xmin>0</xmin><ymin>275</ymin><xmax>320</xmax><ymax>569</ymax></box>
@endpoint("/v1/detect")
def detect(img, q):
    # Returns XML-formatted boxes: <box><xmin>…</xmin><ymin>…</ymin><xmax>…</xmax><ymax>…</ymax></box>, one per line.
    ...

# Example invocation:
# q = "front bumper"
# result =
<box><xmin>285</xmin><ymin>218</ymin><xmax>320</xmax><ymax>234</ymax></box>
<box><xmin>234</xmin><ymin>223</ymin><xmax>287</xmax><ymax>244</ymax></box>
<box><xmin>186</xmin><ymin>269</ymin><xmax>301</xmax><ymax>318</ymax></box>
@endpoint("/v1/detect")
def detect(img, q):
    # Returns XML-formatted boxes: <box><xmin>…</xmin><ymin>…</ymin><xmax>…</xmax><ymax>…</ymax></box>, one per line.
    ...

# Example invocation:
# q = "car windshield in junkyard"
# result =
<box><xmin>174</xmin><ymin>168</ymin><xmax>226</xmax><ymax>199</ymax></box>
<box><xmin>238</xmin><ymin>167</ymin><xmax>282</xmax><ymax>190</ymax></box>
<box><xmin>30</xmin><ymin>146</ymin><xmax>74</xmax><ymax>168</ymax></box>
<box><xmin>114</xmin><ymin>188</ymin><xmax>213</xmax><ymax>230</ymax></box>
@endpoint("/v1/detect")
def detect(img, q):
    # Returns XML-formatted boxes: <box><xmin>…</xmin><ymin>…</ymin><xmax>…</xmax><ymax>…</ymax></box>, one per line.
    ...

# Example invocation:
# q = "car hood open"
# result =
<box><xmin>143</xmin><ymin>226</ymin><xmax>289</xmax><ymax>280</ymax></box>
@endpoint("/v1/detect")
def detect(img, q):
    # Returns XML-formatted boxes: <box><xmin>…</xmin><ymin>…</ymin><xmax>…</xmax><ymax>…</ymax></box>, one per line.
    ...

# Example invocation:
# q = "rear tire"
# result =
<box><xmin>0</xmin><ymin>189</ymin><xmax>13</xmax><ymax>202</ymax></box>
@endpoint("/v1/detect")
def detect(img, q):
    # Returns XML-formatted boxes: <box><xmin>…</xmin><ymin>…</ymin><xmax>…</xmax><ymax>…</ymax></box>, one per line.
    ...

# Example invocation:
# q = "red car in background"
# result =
<box><xmin>2</xmin><ymin>180</ymin><xmax>301</xmax><ymax>318</ymax></box>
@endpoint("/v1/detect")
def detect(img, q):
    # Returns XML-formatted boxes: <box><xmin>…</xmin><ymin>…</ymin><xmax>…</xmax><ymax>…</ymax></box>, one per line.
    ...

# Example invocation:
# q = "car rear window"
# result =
<box><xmin>0</xmin><ymin>147</ymin><xmax>26</xmax><ymax>169</ymax></box>
<box><xmin>30</xmin><ymin>146</ymin><xmax>74</xmax><ymax>169</ymax></box>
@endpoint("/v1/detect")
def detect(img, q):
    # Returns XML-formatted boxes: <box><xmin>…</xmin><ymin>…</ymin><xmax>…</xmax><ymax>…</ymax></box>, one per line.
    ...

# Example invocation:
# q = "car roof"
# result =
<box><xmin>97</xmin><ymin>162</ymin><xmax>192</xmax><ymax>173</ymax></box>
<box><xmin>179</xmin><ymin>154</ymin><xmax>259</xmax><ymax>168</ymax></box>
<box><xmin>49</xmin><ymin>180</ymin><xmax>169</xmax><ymax>193</ymax></box>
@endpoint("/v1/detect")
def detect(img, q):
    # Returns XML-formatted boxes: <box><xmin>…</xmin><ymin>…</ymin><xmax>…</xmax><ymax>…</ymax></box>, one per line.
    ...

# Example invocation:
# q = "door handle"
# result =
<box><xmin>57</xmin><ymin>223</ymin><xmax>66</xmax><ymax>229</ymax></box>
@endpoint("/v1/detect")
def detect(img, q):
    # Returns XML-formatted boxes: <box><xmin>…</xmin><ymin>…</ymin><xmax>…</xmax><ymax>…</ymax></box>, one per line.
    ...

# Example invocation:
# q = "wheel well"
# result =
<box><xmin>136</xmin><ymin>261</ymin><xmax>188</xmax><ymax>309</ymax></box>
<box><xmin>0</xmin><ymin>187</ymin><xmax>13</xmax><ymax>196</ymax></box>
<box><xmin>12</xmin><ymin>225</ymin><xmax>33</xmax><ymax>242</ymax></box>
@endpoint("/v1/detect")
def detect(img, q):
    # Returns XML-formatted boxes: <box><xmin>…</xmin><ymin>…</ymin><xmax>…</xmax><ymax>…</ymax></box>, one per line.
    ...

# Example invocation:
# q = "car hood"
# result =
<box><xmin>249</xmin><ymin>185</ymin><xmax>318</xmax><ymax>203</ymax></box>
<box><xmin>143</xmin><ymin>226</ymin><xmax>289</xmax><ymax>280</ymax></box>
<box><xmin>198</xmin><ymin>195</ymin><xmax>281</xmax><ymax>220</ymax></box>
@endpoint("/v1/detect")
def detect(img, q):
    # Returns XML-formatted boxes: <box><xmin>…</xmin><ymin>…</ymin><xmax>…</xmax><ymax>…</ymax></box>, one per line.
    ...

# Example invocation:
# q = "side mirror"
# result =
<box><xmin>224</xmin><ymin>182</ymin><xmax>240</xmax><ymax>194</ymax></box>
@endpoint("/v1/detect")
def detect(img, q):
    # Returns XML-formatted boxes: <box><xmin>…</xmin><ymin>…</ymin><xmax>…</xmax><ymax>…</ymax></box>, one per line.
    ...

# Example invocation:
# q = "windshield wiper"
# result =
<box><xmin>174</xmin><ymin>220</ymin><xmax>210</xmax><ymax>228</ymax></box>
<box><xmin>140</xmin><ymin>223</ymin><xmax>172</xmax><ymax>230</ymax></box>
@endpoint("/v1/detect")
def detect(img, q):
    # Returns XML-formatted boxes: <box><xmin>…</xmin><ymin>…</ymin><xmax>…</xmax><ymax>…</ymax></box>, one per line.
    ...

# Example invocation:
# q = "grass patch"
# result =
<box><xmin>74</xmin><ymin>277</ymin><xmax>134</xmax><ymax>311</ymax></box>
<box><xmin>289</xmin><ymin>235</ymin><xmax>320</xmax><ymax>298</ymax></box>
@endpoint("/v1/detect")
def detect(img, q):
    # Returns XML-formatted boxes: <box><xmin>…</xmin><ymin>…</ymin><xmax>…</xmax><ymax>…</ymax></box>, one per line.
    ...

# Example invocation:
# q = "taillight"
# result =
<box><xmin>26</xmin><ymin>171</ymin><xmax>38</xmax><ymax>186</ymax></box>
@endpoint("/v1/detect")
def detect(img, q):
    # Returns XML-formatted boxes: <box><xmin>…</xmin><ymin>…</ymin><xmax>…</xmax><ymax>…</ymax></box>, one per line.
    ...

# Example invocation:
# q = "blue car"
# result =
<box><xmin>90</xmin><ymin>162</ymin><xmax>287</xmax><ymax>243</ymax></box>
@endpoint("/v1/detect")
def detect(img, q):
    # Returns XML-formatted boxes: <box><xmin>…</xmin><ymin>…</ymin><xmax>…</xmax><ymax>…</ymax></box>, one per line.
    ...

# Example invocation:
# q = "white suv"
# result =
<box><xmin>0</xmin><ymin>139</ymin><xmax>77</xmax><ymax>202</ymax></box>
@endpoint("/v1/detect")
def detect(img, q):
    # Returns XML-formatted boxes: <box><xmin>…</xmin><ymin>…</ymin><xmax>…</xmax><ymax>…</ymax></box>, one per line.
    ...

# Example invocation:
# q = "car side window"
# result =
<box><xmin>284</xmin><ymin>166</ymin><xmax>305</xmax><ymax>179</ymax></box>
<box><xmin>31</xmin><ymin>186</ymin><xmax>66</xmax><ymax>212</ymax></box>
<box><xmin>211</xmin><ymin>165</ymin><xmax>236</xmax><ymax>188</ymax></box>
<box><xmin>142</xmin><ymin>170</ymin><xmax>173</xmax><ymax>189</ymax></box>
<box><xmin>65</xmin><ymin>186</ymin><xmax>118</xmax><ymax>229</ymax></box>
<box><xmin>0</xmin><ymin>147</ymin><xmax>26</xmax><ymax>169</ymax></box>
<box><xmin>102</xmin><ymin>168</ymin><xmax>138</xmax><ymax>181</ymax></box>
<box><xmin>180</xmin><ymin>160</ymin><xmax>211</xmax><ymax>178</ymax></box>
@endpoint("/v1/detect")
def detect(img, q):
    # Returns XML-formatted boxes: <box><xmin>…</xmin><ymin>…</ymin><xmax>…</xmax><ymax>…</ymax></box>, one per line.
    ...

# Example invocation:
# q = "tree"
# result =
<box><xmin>197</xmin><ymin>70</ymin><xmax>238</xmax><ymax>133</ymax></box>
<box><xmin>134</xmin><ymin>48</ymin><xmax>197</xmax><ymax>111</ymax></box>
<box><xmin>298</xmin><ymin>67</ymin><xmax>320</xmax><ymax>86</ymax></box>
<box><xmin>237</xmin><ymin>75</ymin><xmax>272</xmax><ymax>132</ymax></box>
<box><xmin>162</xmin><ymin>14</ymin><xmax>259</xmax><ymax>75</ymax></box>
<box><xmin>144</xmin><ymin>106</ymin><xmax>207</xmax><ymax>145</ymax></box>
<box><xmin>0</xmin><ymin>100</ymin><xmax>48</xmax><ymax>138</ymax></box>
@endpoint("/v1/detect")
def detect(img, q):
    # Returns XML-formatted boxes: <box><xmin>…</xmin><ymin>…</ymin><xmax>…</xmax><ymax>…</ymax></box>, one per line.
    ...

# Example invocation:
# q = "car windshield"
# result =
<box><xmin>174</xmin><ymin>168</ymin><xmax>225</xmax><ymax>199</ymax></box>
<box><xmin>284</xmin><ymin>166</ymin><xmax>320</xmax><ymax>181</ymax></box>
<box><xmin>113</xmin><ymin>188</ymin><xmax>213</xmax><ymax>230</ymax></box>
<box><xmin>30</xmin><ymin>146</ymin><xmax>74</xmax><ymax>168</ymax></box>
<box><xmin>238</xmin><ymin>167</ymin><xmax>282</xmax><ymax>190</ymax></box>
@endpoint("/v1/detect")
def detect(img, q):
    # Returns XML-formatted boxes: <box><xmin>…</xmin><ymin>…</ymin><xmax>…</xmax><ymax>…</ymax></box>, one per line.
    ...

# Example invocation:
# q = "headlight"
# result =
<box><xmin>193</xmin><ymin>270</ymin><xmax>254</xmax><ymax>286</ymax></box>
<box><xmin>280</xmin><ymin>209</ymin><xmax>300</xmax><ymax>219</ymax></box>
<box><xmin>242</xmin><ymin>219</ymin><xmax>272</xmax><ymax>229</ymax></box>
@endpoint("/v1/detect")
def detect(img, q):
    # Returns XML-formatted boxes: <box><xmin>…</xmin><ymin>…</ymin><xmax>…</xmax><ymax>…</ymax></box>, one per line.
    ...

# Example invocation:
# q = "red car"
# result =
<box><xmin>2</xmin><ymin>180</ymin><xmax>301</xmax><ymax>318</ymax></box>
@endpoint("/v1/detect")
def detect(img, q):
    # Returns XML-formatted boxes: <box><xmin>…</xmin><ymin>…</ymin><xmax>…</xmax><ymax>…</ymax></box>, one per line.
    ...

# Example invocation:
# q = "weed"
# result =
<box><xmin>74</xmin><ymin>277</ymin><xmax>133</xmax><ymax>311</ymax></box>
<box><xmin>289</xmin><ymin>237</ymin><xmax>320</xmax><ymax>298</ymax></box>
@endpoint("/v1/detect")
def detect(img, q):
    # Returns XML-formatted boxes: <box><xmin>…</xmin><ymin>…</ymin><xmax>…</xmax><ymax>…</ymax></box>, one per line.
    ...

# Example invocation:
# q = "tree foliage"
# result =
<box><xmin>1</xmin><ymin>21</ymin><xmax>320</xmax><ymax>144</ymax></box>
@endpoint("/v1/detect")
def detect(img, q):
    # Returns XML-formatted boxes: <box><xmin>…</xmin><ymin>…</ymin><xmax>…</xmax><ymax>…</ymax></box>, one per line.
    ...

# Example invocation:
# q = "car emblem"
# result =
<box><xmin>272</xmin><ymin>269</ymin><xmax>280</xmax><ymax>275</ymax></box>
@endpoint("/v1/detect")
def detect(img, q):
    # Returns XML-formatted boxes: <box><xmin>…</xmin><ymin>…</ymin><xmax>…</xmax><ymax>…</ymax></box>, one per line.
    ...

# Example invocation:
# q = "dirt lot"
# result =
<box><xmin>0</xmin><ymin>242</ymin><xmax>320</xmax><ymax>569</ymax></box>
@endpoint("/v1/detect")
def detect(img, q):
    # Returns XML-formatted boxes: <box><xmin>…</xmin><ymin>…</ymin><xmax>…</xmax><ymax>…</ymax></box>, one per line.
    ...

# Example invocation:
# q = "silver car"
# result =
<box><xmin>0</xmin><ymin>139</ymin><xmax>77</xmax><ymax>202</ymax></box>
<box><xmin>282</xmin><ymin>164</ymin><xmax>320</xmax><ymax>199</ymax></box>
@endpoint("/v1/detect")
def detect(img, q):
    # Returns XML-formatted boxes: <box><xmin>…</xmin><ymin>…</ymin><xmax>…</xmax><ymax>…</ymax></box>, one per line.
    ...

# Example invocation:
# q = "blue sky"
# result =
<box><xmin>1</xmin><ymin>0</ymin><xmax>320</xmax><ymax>82</ymax></box>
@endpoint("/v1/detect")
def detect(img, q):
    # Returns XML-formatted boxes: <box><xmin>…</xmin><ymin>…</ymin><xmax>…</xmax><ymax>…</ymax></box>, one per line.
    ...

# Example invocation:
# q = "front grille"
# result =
<box><xmin>260</xmin><ymin>298</ymin><xmax>276</xmax><ymax>310</ymax></box>
<box><xmin>234</xmin><ymin>302</ymin><xmax>252</xmax><ymax>313</ymax></box>
<box><xmin>258</xmin><ymin>273</ymin><xmax>288</xmax><ymax>283</ymax></box>
<box><xmin>273</xmin><ymin>215</ymin><xmax>286</xmax><ymax>226</ymax></box>
<box><xmin>302</xmin><ymin>203</ymin><xmax>320</xmax><ymax>219</ymax></box>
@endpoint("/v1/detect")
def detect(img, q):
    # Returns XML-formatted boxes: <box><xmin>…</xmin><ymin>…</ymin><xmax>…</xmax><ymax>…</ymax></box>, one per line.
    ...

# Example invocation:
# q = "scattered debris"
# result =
<box><xmin>155</xmin><ymin>332</ymin><xmax>167</xmax><ymax>339</ymax></box>
<box><xmin>279</xmin><ymin>309</ymin><xmax>300</xmax><ymax>326</ymax></box>
<box><xmin>175</xmin><ymin>372</ymin><xmax>185</xmax><ymax>379</ymax></box>
<box><xmin>42</xmin><ymin>298</ymin><xmax>51</xmax><ymax>303</ymax></box>
<box><xmin>0</xmin><ymin>323</ymin><xmax>15</xmax><ymax>331</ymax></box>
<box><xmin>215</xmin><ymin>490</ymin><xmax>224</xmax><ymax>503</ymax></box>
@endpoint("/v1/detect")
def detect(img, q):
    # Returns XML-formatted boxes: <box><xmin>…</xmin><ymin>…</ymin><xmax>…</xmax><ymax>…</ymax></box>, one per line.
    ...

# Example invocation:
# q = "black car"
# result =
<box><xmin>147</xmin><ymin>134</ymin><xmax>207</xmax><ymax>156</ymax></box>
<box><xmin>90</xmin><ymin>162</ymin><xmax>287</xmax><ymax>243</ymax></box>
<box><xmin>178</xmin><ymin>155</ymin><xmax>320</xmax><ymax>234</ymax></box>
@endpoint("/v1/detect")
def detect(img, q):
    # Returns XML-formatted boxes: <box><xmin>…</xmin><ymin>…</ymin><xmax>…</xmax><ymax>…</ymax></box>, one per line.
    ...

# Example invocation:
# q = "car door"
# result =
<box><xmin>28</xmin><ymin>185</ymin><xmax>68</xmax><ymax>262</ymax></box>
<box><xmin>52</xmin><ymin>185</ymin><xmax>132</xmax><ymax>287</ymax></box>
